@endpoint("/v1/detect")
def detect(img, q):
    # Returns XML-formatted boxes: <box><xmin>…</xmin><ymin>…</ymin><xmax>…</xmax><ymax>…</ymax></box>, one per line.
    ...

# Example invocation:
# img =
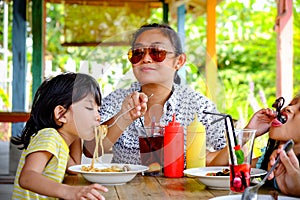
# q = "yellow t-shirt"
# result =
<box><xmin>12</xmin><ymin>128</ymin><xmax>69</xmax><ymax>200</ymax></box>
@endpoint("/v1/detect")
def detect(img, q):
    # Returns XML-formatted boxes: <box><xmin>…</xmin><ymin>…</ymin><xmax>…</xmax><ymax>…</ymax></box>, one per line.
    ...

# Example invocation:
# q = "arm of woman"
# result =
<box><xmin>83</xmin><ymin>92</ymin><xmax>149</xmax><ymax>158</ymax></box>
<box><xmin>19</xmin><ymin>151</ymin><xmax>108</xmax><ymax>199</ymax></box>
<box><xmin>245</xmin><ymin>108</ymin><xmax>276</xmax><ymax>137</ymax></box>
<box><xmin>206</xmin><ymin>148</ymin><xmax>229</xmax><ymax>166</ymax></box>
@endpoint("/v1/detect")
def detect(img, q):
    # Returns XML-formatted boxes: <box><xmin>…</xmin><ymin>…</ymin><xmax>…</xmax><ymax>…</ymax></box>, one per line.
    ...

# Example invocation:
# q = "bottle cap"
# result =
<box><xmin>187</xmin><ymin>114</ymin><xmax>205</xmax><ymax>132</ymax></box>
<box><xmin>165</xmin><ymin>114</ymin><xmax>183</xmax><ymax>133</ymax></box>
<box><xmin>168</xmin><ymin>114</ymin><xmax>180</xmax><ymax>126</ymax></box>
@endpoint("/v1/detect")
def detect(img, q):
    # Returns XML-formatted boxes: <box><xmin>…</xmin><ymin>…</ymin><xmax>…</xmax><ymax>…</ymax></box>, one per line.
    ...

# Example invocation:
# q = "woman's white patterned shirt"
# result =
<box><xmin>100</xmin><ymin>82</ymin><xmax>226</xmax><ymax>164</ymax></box>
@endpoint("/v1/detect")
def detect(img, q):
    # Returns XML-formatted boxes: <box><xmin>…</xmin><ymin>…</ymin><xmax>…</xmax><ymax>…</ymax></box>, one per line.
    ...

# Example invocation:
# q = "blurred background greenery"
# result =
<box><xmin>0</xmin><ymin>0</ymin><xmax>299</xmax><ymax>142</ymax></box>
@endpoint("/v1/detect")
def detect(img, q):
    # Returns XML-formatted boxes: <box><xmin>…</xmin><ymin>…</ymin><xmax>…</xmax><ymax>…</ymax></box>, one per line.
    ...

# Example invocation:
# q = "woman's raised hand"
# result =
<box><xmin>245</xmin><ymin>108</ymin><xmax>276</xmax><ymax>137</ymax></box>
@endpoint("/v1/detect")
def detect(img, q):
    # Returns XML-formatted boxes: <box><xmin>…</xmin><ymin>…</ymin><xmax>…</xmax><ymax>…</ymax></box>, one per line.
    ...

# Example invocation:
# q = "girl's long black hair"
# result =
<box><xmin>260</xmin><ymin>138</ymin><xmax>279</xmax><ymax>170</ymax></box>
<box><xmin>11</xmin><ymin>72</ymin><xmax>102</xmax><ymax>150</ymax></box>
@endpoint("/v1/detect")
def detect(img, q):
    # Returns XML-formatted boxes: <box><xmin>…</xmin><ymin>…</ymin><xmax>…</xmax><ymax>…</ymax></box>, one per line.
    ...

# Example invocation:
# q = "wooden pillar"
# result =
<box><xmin>275</xmin><ymin>0</ymin><xmax>293</xmax><ymax>103</ymax></box>
<box><xmin>32</xmin><ymin>0</ymin><xmax>44</xmax><ymax>98</ymax></box>
<box><xmin>11</xmin><ymin>0</ymin><xmax>27</xmax><ymax>175</ymax></box>
<box><xmin>162</xmin><ymin>1</ymin><xmax>169</xmax><ymax>23</ymax></box>
<box><xmin>12</xmin><ymin>0</ymin><xmax>27</xmax><ymax>136</ymax></box>
<box><xmin>205</xmin><ymin>0</ymin><xmax>217</xmax><ymax>103</ymax></box>
<box><xmin>177</xmin><ymin>4</ymin><xmax>186</xmax><ymax>84</ymax></box>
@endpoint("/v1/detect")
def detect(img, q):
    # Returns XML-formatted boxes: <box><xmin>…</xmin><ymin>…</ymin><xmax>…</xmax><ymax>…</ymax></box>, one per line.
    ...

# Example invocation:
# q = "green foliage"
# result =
<box><xmin>0</xmin><ymin>88</ymin><xmax>9</xmax><ymax>108</ymax></box>
<box><xmin>182</xmin><ymin>0</ymin><xmax>299</xmax><ymax>123</ymax></box>
<box><xmin>1</xmin><ymin>1</ymin><xmax>300</xmax><ymax>125</ymax></box>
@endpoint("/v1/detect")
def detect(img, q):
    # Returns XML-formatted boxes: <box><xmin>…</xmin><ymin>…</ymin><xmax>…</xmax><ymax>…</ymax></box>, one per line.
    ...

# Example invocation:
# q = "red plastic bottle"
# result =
<box><xmin>164</xmin><ymin>114</ymin><xmax>184</xmax><ymax>178</ymax></box>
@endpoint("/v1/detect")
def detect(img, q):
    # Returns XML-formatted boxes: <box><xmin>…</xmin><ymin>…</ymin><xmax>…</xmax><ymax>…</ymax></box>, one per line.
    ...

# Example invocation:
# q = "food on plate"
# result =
<box><xmin>148</xmin><ymin>162</ymin><xmax>161</xmax><ymax>172</ymax></box>
<box><xmin>206</xmin><ymin>168</ymin><xmax>230</xmax><ymax>176</ymax></box>
<box><xmin>81</xmin><ymin>165</ymin><xmax>131</xmax><ymax>172</ymax></box>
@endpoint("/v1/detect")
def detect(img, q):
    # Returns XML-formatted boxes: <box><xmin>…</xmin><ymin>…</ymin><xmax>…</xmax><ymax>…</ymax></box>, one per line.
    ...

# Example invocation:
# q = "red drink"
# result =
<box><xmin>230</xmin><ymin>163</ymin><xmax>251</xmax><ymax>192</ymax></box>
<box><xmin>139</xmin><ymin>135</ymin><xmax>164</xmax><ymax>176</ymax></box>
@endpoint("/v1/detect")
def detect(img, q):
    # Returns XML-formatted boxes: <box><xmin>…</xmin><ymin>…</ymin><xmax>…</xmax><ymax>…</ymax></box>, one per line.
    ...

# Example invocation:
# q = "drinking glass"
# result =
<box><xmin>228</xmin><ymin>129</ymin><xmax>256</xmax><ymax>193</ymax></box>
<box><xmin>137</xmin><ymin>126</ymin><xmax>164</xmax><ymax>176</ymax></box>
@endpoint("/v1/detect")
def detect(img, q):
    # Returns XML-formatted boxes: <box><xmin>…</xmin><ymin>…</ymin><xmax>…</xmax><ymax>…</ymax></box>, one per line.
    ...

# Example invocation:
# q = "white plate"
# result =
<box><xmin>210</xmin><ymin>194</ymin><xmax>299</xmax><ymax>200</ymax></box>
<box><xmin>69</xmin><ymin>163</ymin><xmax>148</xmax><ymax>185</ymax></box>
<box><xmin>183</xmin><ymin>166</ymin><xmax>267</xmax><ymax>190</ymax></box>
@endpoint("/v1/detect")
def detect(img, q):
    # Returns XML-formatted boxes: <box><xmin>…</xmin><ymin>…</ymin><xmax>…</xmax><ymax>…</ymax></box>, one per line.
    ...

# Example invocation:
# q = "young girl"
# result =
<box><xmin>246</xmin><ymin>94</ymin><xmax>300</xmax><ymax>189</ymax></box>
<box><xmin>11</xmin><ymin>72</ymin><xmax>108</xmax><ymax>200</ymax></box>
<box><xmin>250</xmin><ymin>95</ymin><xmax>300</xmax><ymax>169</ymax></box>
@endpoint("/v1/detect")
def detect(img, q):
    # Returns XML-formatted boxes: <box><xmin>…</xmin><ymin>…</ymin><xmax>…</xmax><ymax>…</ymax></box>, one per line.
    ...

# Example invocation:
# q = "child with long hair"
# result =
<box><xmin>11</xmin><ymin>72</ymin><xmax>108</xmax><ymax>200</ymax></box>
<box><xmin>246</xmin><ymin>94</ymin><xmax>300</xmax><ymax>192</ymax></box>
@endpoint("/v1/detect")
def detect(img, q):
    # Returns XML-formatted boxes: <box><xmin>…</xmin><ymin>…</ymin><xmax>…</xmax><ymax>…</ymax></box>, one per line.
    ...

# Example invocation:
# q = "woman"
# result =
<box><xmin>245</xmin><ymin>94</ymin><xmax>300</xmax><ymax>194</ymax></box>
<box><xmin>84</xmin><ymin>23</ymin><xmax>227</xmax><ymax>165</ymax></box>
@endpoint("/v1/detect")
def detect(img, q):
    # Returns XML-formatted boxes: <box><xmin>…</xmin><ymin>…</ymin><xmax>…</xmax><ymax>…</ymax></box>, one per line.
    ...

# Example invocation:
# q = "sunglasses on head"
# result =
<box><xmin>128</xmin><ymin>47</ymin><xmax>175</xmax><ymax>64</ymax></box>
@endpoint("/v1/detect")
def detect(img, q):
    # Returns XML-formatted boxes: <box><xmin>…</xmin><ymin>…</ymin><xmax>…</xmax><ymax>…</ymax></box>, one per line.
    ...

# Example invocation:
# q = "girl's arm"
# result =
<box><xmin>19</xmin><ymin>151</ymin><xmax>108</xmax><ymax>200</ymax></box>
<box><xmin>67</xmin><ymin>138</ymin><xmax>82</xmax><ymax>174</ymax></box>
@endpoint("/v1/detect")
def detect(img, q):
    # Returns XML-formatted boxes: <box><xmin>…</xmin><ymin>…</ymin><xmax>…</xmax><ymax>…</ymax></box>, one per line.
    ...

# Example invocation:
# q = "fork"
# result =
<box><xmin>241</xmin><ymin>139</ymin><xmax>294</xmax><ymax>200</ymax></box>
<box><xmin>107</xmin><ymin>94</ymin><xmax>153</xmax><ymax>128</ymax></box>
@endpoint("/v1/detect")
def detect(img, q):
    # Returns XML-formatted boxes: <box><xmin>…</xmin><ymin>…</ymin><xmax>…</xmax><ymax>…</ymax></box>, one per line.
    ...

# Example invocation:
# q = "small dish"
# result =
<box><xmin>183</xmin><ymin>166</ymin><xmax>267</xmax><ymax>190</ymax></box>
<box><xmin>68</xmin><ymin>163</ymin><xmax>148</xmax><ymax>185</ymax></box>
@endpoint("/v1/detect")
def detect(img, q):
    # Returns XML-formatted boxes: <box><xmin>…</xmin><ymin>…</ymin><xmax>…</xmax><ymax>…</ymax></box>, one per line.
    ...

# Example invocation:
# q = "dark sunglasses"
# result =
<box><xmin>128</xmin><ymin>47</ymin><xmax>175</xmax><ymax>64</ymax></box>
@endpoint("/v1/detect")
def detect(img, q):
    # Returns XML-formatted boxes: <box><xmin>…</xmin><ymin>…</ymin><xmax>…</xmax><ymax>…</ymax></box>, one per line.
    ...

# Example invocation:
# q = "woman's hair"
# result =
<box><xmin>131</xmin><ymin>23</ymin><xmax>183</xmax><ymax>56</ymax></box>
<box><xmin>11</xmin><ymin>72</ymin><xmax>102</xmax><ymax>150</ymax></box>
<box><xmin>131</xmin><ymin>23</ymin><xmax>184</xmax><ymax>84</ymax></box>
<box><xmin>260</xmin><ymin>138</ymin><xmax>279</xmax><ymax>170</ymax></box>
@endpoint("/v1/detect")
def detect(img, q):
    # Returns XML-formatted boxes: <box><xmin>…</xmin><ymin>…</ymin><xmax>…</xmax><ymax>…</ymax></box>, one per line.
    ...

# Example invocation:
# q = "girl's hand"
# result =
<box><xmin>64</xmin><ymin>184</ymin><xmax>108</xmax><ymax>200</ymax></box>
<box><xmin>245</xmin><ymin>108</ymin><xmax>276</xmax><ymax>137</ymax></box>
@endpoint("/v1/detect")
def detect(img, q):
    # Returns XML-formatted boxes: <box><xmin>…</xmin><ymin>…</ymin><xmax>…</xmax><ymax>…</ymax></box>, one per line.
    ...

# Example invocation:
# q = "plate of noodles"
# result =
<box><xmin>68</xmin><ymin>163</ymin><xmax>149</xmax><ymax>185</ymax></box>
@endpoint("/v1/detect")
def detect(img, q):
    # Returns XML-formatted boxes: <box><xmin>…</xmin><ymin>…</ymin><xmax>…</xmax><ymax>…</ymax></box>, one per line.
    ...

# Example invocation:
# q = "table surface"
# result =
<box><xmin>63</xmin><ymin>174</ymin><xmax>285</xmax><ymax>200</ymax></box>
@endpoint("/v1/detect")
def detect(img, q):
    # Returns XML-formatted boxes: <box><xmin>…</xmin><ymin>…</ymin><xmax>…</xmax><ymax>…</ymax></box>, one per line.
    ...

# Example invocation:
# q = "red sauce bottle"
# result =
<box><xmin>163</xmin><ymin>114</ymin><xmax>184</xmax><ymax>178</ymax></box>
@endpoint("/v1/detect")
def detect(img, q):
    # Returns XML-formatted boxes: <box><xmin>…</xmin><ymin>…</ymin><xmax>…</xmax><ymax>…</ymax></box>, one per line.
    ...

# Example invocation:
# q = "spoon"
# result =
<box><xmin>241</xmin><ymin>139</ymin><xmax>294</xmax><ymax>200</ymax></box>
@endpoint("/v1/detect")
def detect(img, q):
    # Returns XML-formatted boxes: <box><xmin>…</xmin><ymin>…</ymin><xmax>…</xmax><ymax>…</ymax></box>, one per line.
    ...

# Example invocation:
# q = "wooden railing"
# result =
<box><xmin>0</xmin><ymin>112</ymin><xmax>30</xmax><ymax>183</ymax></box>
<box><xmin>0</xmin><ymin>112</ymin><xmax>30</xmax><ymax>123</ymax></box>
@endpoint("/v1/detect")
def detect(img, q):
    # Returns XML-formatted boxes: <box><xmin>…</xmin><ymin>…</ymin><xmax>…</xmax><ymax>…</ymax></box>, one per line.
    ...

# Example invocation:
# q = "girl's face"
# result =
<box><xmin>64</xmin><ymin>94</ymin><xmax>100</xmax><ymax>141</ymax></box>
<box><xmin>131</xmin><ymin>29</ymin><xmax>185</xmax><ymax>87</ymax></box>
<box><xmin>269</xmin><ymin>97</ymin><xmax>300</xmax><ymax>143</ymax></box>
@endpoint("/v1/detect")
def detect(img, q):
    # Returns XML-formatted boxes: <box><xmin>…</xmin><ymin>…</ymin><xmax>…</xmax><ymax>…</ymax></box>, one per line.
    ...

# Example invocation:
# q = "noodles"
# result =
<box><xmin>80</xmin><ymin>125</ymin><xmax>132</xmax><ymax>173</ymax></box>
<box><xmin>93</xmin><ymin>125</ymin><xmax>108</xmax><ymax>168</ymax></box>
<box><xmin>83</xmin><ymin>125</ymin><xmax>108</xmax><ymax>171</ymax></box>
<box><xmin>81</xmin><ymin>165</ymin><xmax>130</xmax><ymax>172</ymax></box>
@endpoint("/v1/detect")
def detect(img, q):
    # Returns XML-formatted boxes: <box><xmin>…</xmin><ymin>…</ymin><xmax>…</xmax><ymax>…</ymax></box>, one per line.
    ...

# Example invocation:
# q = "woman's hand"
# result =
<box><xmin>120</xmin><ymin>91</ymin><xmax>149</xmax><ymax>122</ymax></box>
<box><xmin>268</xmin><ymin>147</ymin><xmax>300</xmax><ymax>196</ymax></box>
<box><xmin>245</xmin><ymin>108</ymin><xmax>276</xmax><ymax>137</ymax></box>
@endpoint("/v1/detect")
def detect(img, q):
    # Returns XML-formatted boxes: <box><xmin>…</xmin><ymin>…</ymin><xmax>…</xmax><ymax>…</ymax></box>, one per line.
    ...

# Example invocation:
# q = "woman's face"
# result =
<box><xmin>269</xmin><ymin>97</ymin><xmax>300</xmax><ymax>143</ymax></box>
<box><xmin>131</xmin><ymin>29</ymin><xmax>185</xmax><ymax>87</ymax></box>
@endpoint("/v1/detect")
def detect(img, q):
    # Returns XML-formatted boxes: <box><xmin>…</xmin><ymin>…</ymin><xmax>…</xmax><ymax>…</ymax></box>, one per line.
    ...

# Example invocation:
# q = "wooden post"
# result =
<box><xmin>32</xmin><ymin>0</ymin><xmax>44</xmax><ymax>98</ymax></box>
<box><xmin>163</xmin><ymin>1</ymin><xmax>169</xmax><ymax>23</ymax></box>
<box><xmin>275</xmin><ymin>0</ymin><xmax>293</xmax><ymax>103</ymax></box>
<box><xmin>12</xmin><ymin>0</ymin><xmax>27</xmax><ymax>136</ymax></box>
<box><xmin>205</xmin><ymin>0</ymin><xmax>217</xmax><ymax>103</ymax></box>
<box><xmin>11</xmin><ymin>0</ymin><xmax>27</xmax><ymax>175</ymax></box>
<box><xmin>177</xmin><ymin>4</ymin><xmax>186</xmax><ymax>84</ymax></box>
